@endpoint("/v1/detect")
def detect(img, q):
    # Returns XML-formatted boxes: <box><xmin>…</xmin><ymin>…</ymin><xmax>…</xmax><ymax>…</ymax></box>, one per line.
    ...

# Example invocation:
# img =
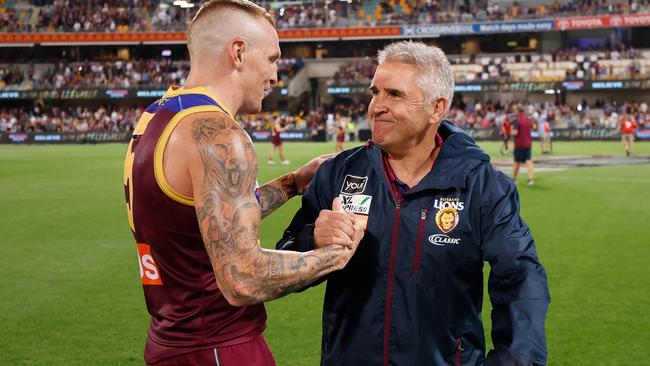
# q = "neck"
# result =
<box><xmin>184</xmin><ymin>69</ymin><xmax>241</xmax><ymax>116</ymax></box>
<box><xmin>384</xmin><ymin>130</ymin><xmax>439</xmax><ymax>188</ymax></box>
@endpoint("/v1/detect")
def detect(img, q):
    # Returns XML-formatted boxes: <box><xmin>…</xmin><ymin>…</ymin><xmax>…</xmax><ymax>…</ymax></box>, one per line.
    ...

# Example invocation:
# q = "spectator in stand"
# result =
<box><xmin>9</xmin><ymin>0</ymin><xmax>650</xmax><ymax>33</ymax></box>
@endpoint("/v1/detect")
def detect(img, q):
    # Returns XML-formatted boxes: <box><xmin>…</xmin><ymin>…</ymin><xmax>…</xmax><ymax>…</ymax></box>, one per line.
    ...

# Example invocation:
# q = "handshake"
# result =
<box><xmin>314</xmin><ymin>197</ymin><xmax>367</xmax><ymax>268</ymax></box>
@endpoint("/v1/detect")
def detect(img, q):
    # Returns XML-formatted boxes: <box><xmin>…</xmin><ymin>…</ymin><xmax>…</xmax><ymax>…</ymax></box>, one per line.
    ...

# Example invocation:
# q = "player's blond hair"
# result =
<box><xmin>187</xmin><ymin>0</ymin><xmax>275</xmax><ymax>50</ymax></box>
<box><xmin>378</xmin><ymin>41</ymin><xmax>454</xmax><ymax>112</ymax></box>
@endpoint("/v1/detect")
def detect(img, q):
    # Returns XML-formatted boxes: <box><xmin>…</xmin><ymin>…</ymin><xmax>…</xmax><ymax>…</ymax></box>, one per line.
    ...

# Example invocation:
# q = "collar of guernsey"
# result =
<box><xmin>154</xmin><ymin>85</ymin><xmax>261</xmax><ymax>203</ymax></box>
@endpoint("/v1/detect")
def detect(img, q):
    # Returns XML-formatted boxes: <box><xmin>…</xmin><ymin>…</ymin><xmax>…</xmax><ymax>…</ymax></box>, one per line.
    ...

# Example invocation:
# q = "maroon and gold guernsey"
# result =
<box><xmin>123</xmin><ymin>86</ymin><xmax>266</xmax><ymax>364</ymax></box>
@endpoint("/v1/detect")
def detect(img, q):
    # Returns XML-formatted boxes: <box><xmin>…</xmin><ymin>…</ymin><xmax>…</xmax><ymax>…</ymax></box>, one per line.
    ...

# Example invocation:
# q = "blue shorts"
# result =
<box><xmin>514</xmin><ymin>148</ymin><xmax>531</xmax><ymax>163</ymax></box>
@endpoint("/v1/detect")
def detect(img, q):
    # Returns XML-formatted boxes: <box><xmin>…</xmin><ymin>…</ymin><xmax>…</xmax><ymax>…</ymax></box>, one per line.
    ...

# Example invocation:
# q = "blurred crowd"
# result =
<box><xmin>327</xmin><ymin>58</ymin><xmax>377</xmax><ymax>87</ymax></box>
<box><xmin>450</xmin><ymin>99</ymin><xmax>649</xmax><ymax>130</ymax></box>
<box><xmin>0</xmin><ymin>59</ymin><xmax>190</xmax><ymax>90</ymax></box>
<box><xmin>0</xmin><ymin>58</ymin><xmax>307</xmax><ymax>90</ymax></box>
<box><xmin>328</xmin><ymin>47</ymin><xmax>649</xmax><ymax>85</ymax></box>
<box><xmin>2</xmin><ymin>99</ymin><xmax>647</xmax><ymax>135</ymax></box>
<box><xmin>3</xmin><ymin>0</ymin><xmax>650</xmax><ymax>33</ymax></box>
<box><xmin>0</xmin><ymin>104</ymin><xmax>141</xmax><ymax>133</ymax></box>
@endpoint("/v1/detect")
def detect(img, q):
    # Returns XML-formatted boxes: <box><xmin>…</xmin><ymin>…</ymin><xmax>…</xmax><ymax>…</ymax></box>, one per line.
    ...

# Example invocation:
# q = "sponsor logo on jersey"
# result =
<box><xmin>429</xmin><ymin>234</ymin><xmax>461</xmax><ymax>246</ymax></box>
<box><xmin>433</xmin><ymin>197</ymin><xmax>465</xmax><ymax>211</ymax></box>
<box><xmin>340</xmin><ymin>194</ymin><xmax>373</xmax><ymax>215</ymax></box>
<box><xmin>433</xmin><ymin>197</ymin><xmax>464</xmax><ymax>234</ymax></box>
<box><xmin>137</xmin><ymin>243</ymin><xmax>163</xmax><ymax>285</ymax></box>
<box><xmin>341</xmin><ymin>175</ymin><xmax>368</xmax><ymax>195</ymax></box>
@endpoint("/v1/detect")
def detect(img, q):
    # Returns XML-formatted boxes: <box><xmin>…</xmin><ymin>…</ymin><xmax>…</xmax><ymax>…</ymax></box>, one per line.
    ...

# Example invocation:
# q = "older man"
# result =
<box><xmin>278</xmin><ymin>41</ymin><xmax>550</xmax><ymax>366</ymax></box>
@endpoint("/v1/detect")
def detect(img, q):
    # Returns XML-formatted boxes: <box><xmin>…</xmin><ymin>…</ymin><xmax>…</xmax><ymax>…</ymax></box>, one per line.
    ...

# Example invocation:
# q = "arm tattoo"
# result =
<box><xmin>257</xmin><ymin>173</ymin><xmax>298</xmax><ymax>218</ymax></box>
<box><xmin>192</xmin><ymin>114</ymin><xmax>343</xmax><ymax>305</ymax></box>
<box><xmin>226</xmin><ymin>247</ymin><xmax>338</xmax><ymax>303</ymax></box>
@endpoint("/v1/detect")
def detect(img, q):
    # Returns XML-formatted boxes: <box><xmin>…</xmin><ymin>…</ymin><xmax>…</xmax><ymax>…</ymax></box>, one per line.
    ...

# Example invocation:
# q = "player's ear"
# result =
<box><xmin>230</xmin><ymin>38</ymin><xmax>246</xmax><ymax>70</ymax></box>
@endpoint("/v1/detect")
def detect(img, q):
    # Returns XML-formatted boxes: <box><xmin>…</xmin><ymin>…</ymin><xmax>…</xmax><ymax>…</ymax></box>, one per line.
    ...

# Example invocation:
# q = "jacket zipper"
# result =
<box><xmin>383</xmin><ymin>200</ymin><xmax>401</xmax><ymax>366</ymax></box>
<box><xmin>412</xmin><ymin>209</ymin><xmax>428</xmax><ymax>273</ymax></box>
<box><xmin>456</xmin><ymin>338</ymin><xmax>464</xmax><ymax>366</ymax></box>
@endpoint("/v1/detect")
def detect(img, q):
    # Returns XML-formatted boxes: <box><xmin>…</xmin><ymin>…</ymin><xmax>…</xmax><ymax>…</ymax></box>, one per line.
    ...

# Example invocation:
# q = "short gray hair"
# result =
<box><xmin>377</xmin><ymin>41</ymin><xmax>454</xmax><ymax>111</ymax></box>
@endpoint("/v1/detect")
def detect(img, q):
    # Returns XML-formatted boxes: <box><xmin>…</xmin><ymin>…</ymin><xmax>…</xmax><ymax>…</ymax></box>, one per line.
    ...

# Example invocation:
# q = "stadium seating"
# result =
<box><xmin>3</xmin><ymin>0</ymin><xmax>649</xmax><ymax>32</ymax></box>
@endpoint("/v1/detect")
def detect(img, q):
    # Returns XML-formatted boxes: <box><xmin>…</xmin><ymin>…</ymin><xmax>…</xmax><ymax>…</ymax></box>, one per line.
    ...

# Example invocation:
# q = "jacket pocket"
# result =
<box><xmin>412</xmin><ymin>209</ymin><xmax>428</xmax><ymax>273</ymax></box>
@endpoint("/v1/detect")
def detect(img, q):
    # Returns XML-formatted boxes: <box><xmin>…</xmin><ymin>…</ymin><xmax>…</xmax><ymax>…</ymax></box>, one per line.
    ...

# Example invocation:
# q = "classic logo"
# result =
<box><xmin>137</xmin><ymin>243</ymin><xmax>163</xmax><ymax>285</ymax></box>
<box><xmin>435</xmin><ymin>206</ymin><xmax>459</xmax><ymax>233</ymax></box>
<box><xmin>341</xmin><ymin>174</ymin><xmax>368</xmax><ymax>194</ymax></box>
<box><xmin>429</xmin><ymin>234</ymin><xmax>461</xmax><ymax>246</ymax></box>
<box><xmin>340</xmin><ymin>194</ymin><xmax>373</xmax><ymax>215</ymax></box>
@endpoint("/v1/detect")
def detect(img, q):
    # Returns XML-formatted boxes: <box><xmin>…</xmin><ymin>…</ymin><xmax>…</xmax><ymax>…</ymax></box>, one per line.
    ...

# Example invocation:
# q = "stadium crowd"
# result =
<box><xmin>328</xmin><ymin>47</ymin><xmax>649</xmax><ymax>86</ymax></box>
<box><xmin>4</xmin><ymin>46</ymin><xmax>645</xmax><ymax>92</ymax></box>
<box><xmin>449</xmin><ymin>99</ymin><xmax>648</xmax><ymax>130</ymax></box>
<box><xmin>149</xmin><ymin>0</ymin><xmax>650</xmax><ymax>30</ymax></box>
<box><xmin>0</xmin><ymin>58</ymin><xmax>304</xmax><ymax>90</ymax></box>
<box><xmin>1</xmin><ymin>99</ymin><xmax>647</xmax><ymax>135</ymax></box>
<box><xmin>0</xmin><ymin>59</ymin><xmax>191</xmax><ymax>90</ymax></box>
<box><xmin>0</xmin><ymin>104</ymin><xmax>140</xmax><ymax>133</ymax></box>
<box><xmin>3</xmin><ymin>0</ymin><xmax>650</xmax><ymax>33</ymax></box>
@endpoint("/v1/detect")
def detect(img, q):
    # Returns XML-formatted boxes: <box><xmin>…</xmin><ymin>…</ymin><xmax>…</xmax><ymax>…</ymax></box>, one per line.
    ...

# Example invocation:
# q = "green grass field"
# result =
<box><xmin>1</xmin><ymin>141</ymin><xmax>649</xmax><ymax>365</ymax></box>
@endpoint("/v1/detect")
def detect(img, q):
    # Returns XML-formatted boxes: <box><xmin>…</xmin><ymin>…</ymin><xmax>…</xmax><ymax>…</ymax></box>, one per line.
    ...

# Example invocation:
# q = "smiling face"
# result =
<box><xmin>368</xmin><ymin>61</ymin><xmax>438</xmax><ymax>154</ymax></box>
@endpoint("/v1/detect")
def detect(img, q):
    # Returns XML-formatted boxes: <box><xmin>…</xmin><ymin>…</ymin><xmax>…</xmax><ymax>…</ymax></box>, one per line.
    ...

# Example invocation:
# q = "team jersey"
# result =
<box><xmin>502</xmin><ymin>119</ymin><xmax>511</xmax><ymax>137</ymax></box>
<box><xmin>513</xmin><ymin>113</ymin><xmax>533</xmax><ymax>149</ymax></box>
<box><xmin>621</xmin><ymin>119</ymin><xmax>636</xmax><ymax>134</ymax></box>
<box><xmin>123</xmin><ymin>85</ymin><xmax>267</xmax><ymax>364</ymax></box>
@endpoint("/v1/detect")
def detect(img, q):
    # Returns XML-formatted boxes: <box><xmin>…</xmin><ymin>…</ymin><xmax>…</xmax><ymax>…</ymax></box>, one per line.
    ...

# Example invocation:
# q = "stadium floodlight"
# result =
<box><xmin>172</xmin><ymin>0</ymin><xmax>185</xmax><ymax>6</ymax></box>
<box><xmin>181</xmin><ymin>2</ymin><xmax>195</xmax><ymax>8</ymax></box>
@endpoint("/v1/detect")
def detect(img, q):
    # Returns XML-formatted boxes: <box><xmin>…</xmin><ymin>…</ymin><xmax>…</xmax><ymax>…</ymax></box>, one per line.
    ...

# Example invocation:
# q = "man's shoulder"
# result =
<box><xmin>321</xmin><ymin>145</ymin><xmax>368</xmax><ymax>172</ymax></box>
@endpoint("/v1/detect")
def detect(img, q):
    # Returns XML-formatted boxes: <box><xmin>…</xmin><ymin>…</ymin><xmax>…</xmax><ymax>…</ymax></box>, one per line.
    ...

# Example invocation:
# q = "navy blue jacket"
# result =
<box><xmin>277</xmin><ymin>121</ymin><xmax>550</xmax><ymax>366</ymax></box>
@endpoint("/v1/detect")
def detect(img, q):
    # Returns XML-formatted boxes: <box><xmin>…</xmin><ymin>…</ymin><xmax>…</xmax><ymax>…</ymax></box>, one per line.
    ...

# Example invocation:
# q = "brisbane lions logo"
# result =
<box><xmin>435</xmin><ymin>206</ymin><xmax>459</xmax><ymax>233</ymax></box>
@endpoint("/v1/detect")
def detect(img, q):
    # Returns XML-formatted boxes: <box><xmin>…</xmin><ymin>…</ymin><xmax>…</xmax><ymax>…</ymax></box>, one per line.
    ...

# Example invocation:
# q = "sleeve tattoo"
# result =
<box><xmin>191</xmin><ymin>115</ymin><xmax>341</xmax><ymax>304</ymax></box>
<box><xmin>257</xmin><ymin>173</ymin><xmax>298</xmax><ymax>218</ymax></box>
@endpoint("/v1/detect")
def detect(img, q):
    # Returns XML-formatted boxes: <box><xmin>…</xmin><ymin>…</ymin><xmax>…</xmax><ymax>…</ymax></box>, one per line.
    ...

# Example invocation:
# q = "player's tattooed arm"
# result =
<box><xmin>257</xmin><ymin>173</ymin><xmax>298</xmax><ymax>218</ymax></box>
<box><xmin>188</xmin><ymin>112</ymin><xmax>363</xmax><ymax>307</ymax></box>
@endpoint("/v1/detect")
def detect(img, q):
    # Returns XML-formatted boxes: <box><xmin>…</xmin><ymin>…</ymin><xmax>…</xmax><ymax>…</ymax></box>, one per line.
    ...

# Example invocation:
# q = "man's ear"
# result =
<box><xmin>428</xmin><ymin>97</ymin><xmax>448</xmax><ymax>125</ymax></box>
<box><xmin>229</xmin><ymin>38</ymin><xmax>247</xmax><ymax>70</ymax></box>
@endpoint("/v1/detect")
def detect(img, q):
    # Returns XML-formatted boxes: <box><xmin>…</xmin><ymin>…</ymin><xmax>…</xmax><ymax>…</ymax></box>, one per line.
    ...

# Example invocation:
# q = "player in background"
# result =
<box><xmin>335</xmin><ymin>124</ymin><xmax>345</xmax><ymax>152</ymax></box>
<box><xmin>512</xmin><ymin>105</ymin><xmax>534</xmax><ymax>186</ymax></box>
<box><xmin>539</xmin><ymin>110</ymin><xmax>551</xmax><ymax>154</ymax></box>
<box><xmin>268</xmin><ymin>115</ymin><xmax>290</xmax><ymax>164</ymax></box>
<box><xmin>620</xmin><ymin>113</ymin><xmax>637</xmax><ymax>157</ymax></box>
<box><xmin>500</xmin><ymin>116</ymin><xmax>511</xmax><ymax>155</ymax></box>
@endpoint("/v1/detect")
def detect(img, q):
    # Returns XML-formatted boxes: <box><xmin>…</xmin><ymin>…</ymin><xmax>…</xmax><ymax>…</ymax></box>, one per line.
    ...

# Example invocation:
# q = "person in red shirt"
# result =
<box><xmin>541</xmin><ymin>119</ymin><xmax>551</xmax><ymax>154</ymax></box>
<box><xmin>512</xmin><ymin>105</ymin><xmax>534</xmax><ymax>186</ymax></box>
<box><xmin>620</xmin><ymin>113</ymin><xmax>637</xmax><ymax>157</ymax></box>
<box><xmin>500</xmin><ymin>117</ymin><xmax>511</xmax><ymax>155</ymax></box>
<box><xmin>335</xmin><ymin>124</ymin><xmax>345</xmax><ymax>152</ymax></box>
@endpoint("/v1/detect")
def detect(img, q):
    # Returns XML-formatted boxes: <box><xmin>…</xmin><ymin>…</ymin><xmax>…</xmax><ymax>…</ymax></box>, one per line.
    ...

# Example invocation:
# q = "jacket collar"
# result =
<box><xmin>366</xmin><ymin>120</ymin><xmax>490</xmax><ymax>194</ymax></box>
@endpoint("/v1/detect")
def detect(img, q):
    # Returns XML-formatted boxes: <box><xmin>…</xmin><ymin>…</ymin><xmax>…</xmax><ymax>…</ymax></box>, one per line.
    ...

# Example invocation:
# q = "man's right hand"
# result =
<box><xmin>314</xmin><ymin>197</ymin><xmax>366</xmax><ymax>269</ymax></box>
<box><xmin>315</xmin><ymin>197</ymin><xmax>366</xmax><ymax>269</ymax></box>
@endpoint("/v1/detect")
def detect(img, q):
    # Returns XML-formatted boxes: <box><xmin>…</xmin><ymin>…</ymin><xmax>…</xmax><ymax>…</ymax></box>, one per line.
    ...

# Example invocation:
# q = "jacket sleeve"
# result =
<box><xmin>276</xmin><ymin>160</ymin><xmax>333</xmax><ymax>253</ymax></box>
<box><xmin>480</xmin><ymin>166</ymin><xmax>550</xmax><ymax>366</ymax></box>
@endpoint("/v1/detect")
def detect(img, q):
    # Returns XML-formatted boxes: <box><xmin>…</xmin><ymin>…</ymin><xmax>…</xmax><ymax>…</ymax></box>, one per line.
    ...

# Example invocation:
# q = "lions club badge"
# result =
<box><xmin>435</xmin><ymin>206</ymin><xmax>459</xmax><ymax>233</ymax></box>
